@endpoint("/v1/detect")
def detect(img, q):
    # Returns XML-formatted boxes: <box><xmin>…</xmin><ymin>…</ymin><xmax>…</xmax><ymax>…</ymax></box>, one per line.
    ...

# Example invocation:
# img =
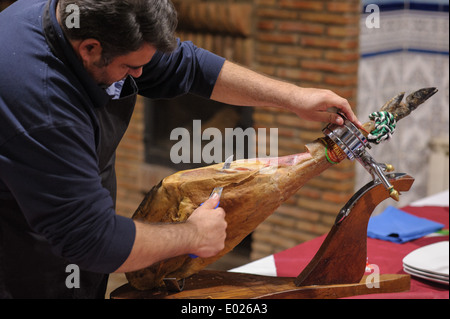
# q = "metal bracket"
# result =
<box><xmin>335</xmin><ymin>172</ymin><xmax>406</xmax><ymax>225</ymax></box>
<box><xmin>323</xmin><ymin>113</ymin><xmax>399</xmax><ymax>201</ymax></box>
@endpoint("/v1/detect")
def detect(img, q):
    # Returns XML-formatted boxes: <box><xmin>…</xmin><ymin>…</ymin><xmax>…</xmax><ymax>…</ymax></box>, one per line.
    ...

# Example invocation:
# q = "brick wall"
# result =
<box><xmin>249</xmin><ymin>0</ymin><xmax>360</xmax><ymax>260</ymax></box>
<box><xmin>115</xmin><ymin>98</ymin><xmax>147</xmax><ymax>217</ymax></box>
<box><xmin>115</xmin><ymin>0</ymin><xmax>361</xmax><ymax>261</ymax></box>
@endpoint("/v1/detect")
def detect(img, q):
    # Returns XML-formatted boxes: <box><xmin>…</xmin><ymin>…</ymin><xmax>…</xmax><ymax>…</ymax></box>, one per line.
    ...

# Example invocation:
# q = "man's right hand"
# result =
<box><xmin>186</xmin><ymin>194</ymin><xmax>227</xmax><ymax>258</ymax></box>
<box><xmin>114</xmin><ymin>194</ymin><xmax>227</xmax><ymax>273</ymax></box>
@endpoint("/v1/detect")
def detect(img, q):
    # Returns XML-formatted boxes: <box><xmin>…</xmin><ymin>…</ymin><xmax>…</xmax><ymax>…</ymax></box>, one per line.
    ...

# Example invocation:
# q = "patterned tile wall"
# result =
<box><xmin>358</xmin><ymin>0</ymin><xmax>449</xmax><ymax>210</ymax></box>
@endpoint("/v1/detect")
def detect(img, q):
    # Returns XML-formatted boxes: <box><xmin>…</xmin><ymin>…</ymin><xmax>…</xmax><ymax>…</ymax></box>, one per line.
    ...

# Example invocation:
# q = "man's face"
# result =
<box><xmin>85</xmin><ymin>43</ymin><xmax>157</xmax><ymax>87</ymax></box>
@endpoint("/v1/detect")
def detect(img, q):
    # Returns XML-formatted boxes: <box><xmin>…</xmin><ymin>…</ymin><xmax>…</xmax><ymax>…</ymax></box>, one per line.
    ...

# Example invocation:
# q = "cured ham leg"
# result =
<box><xmin>126</xmin><ymin>141</ymin><xmax>335</xmax><ymax>290</ymax></box>
<box><xmin>126</xmin><ymin>87</ymin><xmax>437</xmax><ymax>290</ymax></box>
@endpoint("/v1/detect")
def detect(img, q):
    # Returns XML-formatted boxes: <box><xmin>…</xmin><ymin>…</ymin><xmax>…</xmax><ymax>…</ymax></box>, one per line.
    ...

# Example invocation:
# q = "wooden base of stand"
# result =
<box><xmin>295</xmin><ymin>173</ymin><xmax>414</xmax><ymax>286</ymax></box>
<box><xmin>111</xmin><ymin>173</ymin><xmax>414</xmax><ymax>299</ymax></box>
<box><xmin>110</xmin><ymin>270</ymin><xmax>410</xmax><ymax>299</ymax></box>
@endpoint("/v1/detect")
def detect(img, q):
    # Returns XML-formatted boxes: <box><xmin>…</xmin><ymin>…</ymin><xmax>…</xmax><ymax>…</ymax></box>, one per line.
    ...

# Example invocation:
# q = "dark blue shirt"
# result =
<box><xmin>0</xmin><ymin>0</ymin><xmax>225</xmax><ymax>273</ymax></box>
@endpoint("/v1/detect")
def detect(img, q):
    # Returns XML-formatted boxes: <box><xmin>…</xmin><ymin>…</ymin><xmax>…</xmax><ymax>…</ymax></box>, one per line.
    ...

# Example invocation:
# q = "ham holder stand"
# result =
<box><xmin>111</xmin><ymin>110</ymin><xmax>419</xmax><ymax>299</ymax></box>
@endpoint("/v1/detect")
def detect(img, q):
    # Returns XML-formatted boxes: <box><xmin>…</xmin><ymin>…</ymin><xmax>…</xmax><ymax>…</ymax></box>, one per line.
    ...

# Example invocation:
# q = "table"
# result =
<box><xmin>230</xmin><ymin>190</ymin><xmax>449</xmax><ymax>299</ymax></box>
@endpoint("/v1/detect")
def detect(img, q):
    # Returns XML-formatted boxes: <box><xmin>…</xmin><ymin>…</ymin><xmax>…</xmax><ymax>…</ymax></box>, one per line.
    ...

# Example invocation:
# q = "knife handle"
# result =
<box><xmin>199</xmin><ymin>187</ymin><xmax>223</xmax><ymax>208</ymax></box>
<box><xmin>199</xmin><ymin>201</ymin><xmax>220</xmax><ymax>209</ymax></box>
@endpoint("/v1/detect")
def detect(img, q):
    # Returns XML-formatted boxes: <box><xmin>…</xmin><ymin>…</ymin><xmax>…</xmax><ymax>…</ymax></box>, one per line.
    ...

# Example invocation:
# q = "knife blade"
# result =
<box><xmin>190</xmin><ymin>155</ymin><xmax>233</xmax><ymax>258</ymax></box>
<box><xmin>204</xmin><ymin>155</ymin><xmax>233</xmax><ymax>208</ymax></box>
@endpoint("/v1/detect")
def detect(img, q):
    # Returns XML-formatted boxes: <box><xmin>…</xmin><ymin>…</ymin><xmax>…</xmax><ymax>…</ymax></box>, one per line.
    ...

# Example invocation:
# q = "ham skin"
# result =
<box><xmin>126</xmin><ymin>139</ymin><xmax>334</xmax><ymax>290</ymax></box>
<box><xmin>125</xmin><ymin>87</ymin><xmax>438</xmax><ymax>290</ymax></box>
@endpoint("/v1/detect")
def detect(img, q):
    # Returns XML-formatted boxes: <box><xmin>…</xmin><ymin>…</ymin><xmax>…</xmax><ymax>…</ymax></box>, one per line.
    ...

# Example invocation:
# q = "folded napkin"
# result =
<box><xmin>367</xmin><ymin>206</ymin><xmax>444</xmax><ymax>243</ymax></box>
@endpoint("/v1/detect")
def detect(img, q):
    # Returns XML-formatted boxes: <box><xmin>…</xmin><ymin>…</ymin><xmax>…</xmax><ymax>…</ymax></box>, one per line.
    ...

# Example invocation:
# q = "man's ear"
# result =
<box><xmin>77</xmin><ymin>38</ymin><xmax>103</xmax><ymax>64</ymax></box>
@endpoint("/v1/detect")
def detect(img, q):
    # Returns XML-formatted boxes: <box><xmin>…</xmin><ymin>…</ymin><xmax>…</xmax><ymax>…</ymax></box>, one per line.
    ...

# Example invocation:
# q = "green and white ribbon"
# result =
<box><xmin>368</xmin><ymin>111</ymin><xmax>397</xmax><ymax>144</ymax></box>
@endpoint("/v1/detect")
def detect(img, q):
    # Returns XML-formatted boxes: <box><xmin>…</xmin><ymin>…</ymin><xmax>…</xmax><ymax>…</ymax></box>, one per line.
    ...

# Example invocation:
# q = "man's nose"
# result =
<box><xmin>128</xmin><ymin>67</ymin><xmax>143</xmax><ymax>78</ymax></box>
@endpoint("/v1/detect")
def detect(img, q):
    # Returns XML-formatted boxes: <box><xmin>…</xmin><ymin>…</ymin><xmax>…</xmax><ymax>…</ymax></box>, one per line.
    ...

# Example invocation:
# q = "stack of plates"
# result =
<box><xmin>402</xmin><ymin>241</ymin><xmax>449</xmax><ymax>285</ymax></box>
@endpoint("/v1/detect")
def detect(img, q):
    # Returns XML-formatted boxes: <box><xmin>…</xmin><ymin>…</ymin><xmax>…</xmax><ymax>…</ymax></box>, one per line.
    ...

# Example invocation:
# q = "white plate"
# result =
<box><xmin>402</xmin><ymin>241</ymin><xmax>449</xmax><ymax>277</ymax></box>
<box><xmin>403</xmin><ymin>266</ymin><xmax>449</xmax><ymax>285</ymax></box>
<box><xmin>403</xmin><ymin>264</ymin><xmax>449</xmax><ymax>281</ymax></box>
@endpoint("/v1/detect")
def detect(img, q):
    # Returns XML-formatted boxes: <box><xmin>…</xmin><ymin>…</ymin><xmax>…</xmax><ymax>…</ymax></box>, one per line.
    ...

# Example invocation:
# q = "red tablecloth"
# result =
<box><xmin>274</xmin><ymin>206</ymin><xmax>449</xmax><ymax>299</ymax></box>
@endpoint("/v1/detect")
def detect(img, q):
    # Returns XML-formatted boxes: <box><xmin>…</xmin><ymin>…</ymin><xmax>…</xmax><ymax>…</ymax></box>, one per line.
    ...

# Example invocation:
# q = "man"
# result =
<box><xmin>0</xmin><ymin>0</ymin><xmax>360</xmax><ymax>298</ymax></box>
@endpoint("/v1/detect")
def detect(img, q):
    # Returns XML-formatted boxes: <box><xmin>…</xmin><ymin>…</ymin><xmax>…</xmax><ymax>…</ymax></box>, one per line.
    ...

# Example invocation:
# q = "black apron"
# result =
<box><xmin>0</xmin><ymin>1</ymin><xmax>138</xmax><ymax>298</ymax></box>
<box><xmin>0</xmin><ymin>86</ymin><xmax>137</xmax><ymax>299</ymax></box>
<box><xmin>0</xmin><ymin>85</ymin><xmax>137</xmax><ymax>299</ymax></box>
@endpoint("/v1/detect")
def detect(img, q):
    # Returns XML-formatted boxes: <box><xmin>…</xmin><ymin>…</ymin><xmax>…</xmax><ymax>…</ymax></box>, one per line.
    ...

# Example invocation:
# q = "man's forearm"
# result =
<box><xmin>210</xmin><ymin>60</ymin><xmax>297</xmax><ymax>110</ymax></box>
<box><xmin>114</xmin><ymin>221</ymin><xmax>194</xmax><ymax>273</ymax></box>
<box><xmin>210</xmin><ymin>60</ymin><xmax>360</xmax><ymax>126</ymax></box>
<box><xmin>114</xmin><ymin>195</ymin><xmax>226</xmax><ymax>273</ymax></box>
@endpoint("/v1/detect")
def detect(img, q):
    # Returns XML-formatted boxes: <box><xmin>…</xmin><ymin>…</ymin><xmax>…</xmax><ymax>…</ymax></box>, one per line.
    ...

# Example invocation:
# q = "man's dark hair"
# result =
<box><xmin>59</xmin><ymin>0</ymin><xmax>178</xmax><ymax>65</ymax></box>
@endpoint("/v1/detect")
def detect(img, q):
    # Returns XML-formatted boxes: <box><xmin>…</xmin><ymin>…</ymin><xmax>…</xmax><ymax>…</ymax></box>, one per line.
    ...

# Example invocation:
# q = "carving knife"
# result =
<box><xmin>190</xmin><ymin>155</ymin><xmax>233</xmax><ymax>258</ymax></box>
<box><xmin>202</xmin><ymin>154</ymin><xmax>233</xmax><ymax>208</ymax></box>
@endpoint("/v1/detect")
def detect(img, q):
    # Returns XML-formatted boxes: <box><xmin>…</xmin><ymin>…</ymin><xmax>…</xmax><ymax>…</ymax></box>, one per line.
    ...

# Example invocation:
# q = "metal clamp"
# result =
<box><xmin>322</xmin><ymin>113</ymin><xmax>370</xmax><ymax>161</ymax></box>
<box><xmin>323</xmin><ymin>113</ymin><xmax>399</xmax><ymax>202</ymax></box>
